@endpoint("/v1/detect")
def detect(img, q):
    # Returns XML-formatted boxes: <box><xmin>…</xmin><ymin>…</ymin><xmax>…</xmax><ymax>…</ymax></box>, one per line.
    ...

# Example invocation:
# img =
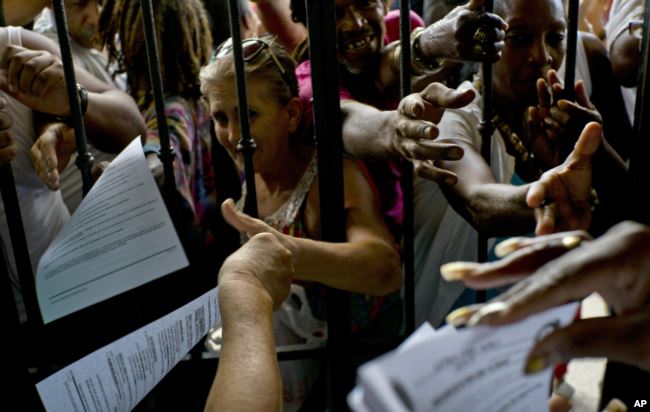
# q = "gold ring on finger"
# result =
<box><xmin>473</xmin><ymin>27</ymin><xmax>489</xmax><ymax>44</ymax></box>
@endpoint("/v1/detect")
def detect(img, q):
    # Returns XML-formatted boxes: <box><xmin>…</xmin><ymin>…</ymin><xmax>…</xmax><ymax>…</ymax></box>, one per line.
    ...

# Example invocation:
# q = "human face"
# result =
<box><xmin>207</xmin><ymin>77</ymin><xmax>298</xmax><ymax>175</ymax></box>
<box><xmin>335</xmin><ymin>0</ymin><xmax>388</xmax><ymax>75</ymax></box>
<box><xmin>493</xmin><ymin>0</ymin><xmax>566</xmax><ymax>107</ymax></box>
<box><xmin>64</xmin><ymin>0</ymin><xmax>100</xmax><ymax>49</ymax></box>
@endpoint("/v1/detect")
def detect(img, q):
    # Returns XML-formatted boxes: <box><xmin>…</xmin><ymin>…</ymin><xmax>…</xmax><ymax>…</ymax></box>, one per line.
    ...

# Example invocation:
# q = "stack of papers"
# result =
<box><xmin>36</xmin><ymin>137</ymin><xmax>188</xmax><ymax>323</ymax></box>
<box><xmin>348</xmin><ymin>303</ymin><xmax>578</xmax><ymax>412</ymax></box>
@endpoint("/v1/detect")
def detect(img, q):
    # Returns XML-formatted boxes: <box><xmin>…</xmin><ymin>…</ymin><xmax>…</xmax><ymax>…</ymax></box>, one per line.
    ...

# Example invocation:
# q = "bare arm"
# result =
<box><xmin>206</xmin><ymin>283</ymin><xmax>281</xmax><ymax>412</ymax></box>
<box><xmin>221</xmin><ymin>160</ymin><xmax>402</xmax><ymax>297</ymax></box>
<box><xmin>253</xmin><ymin>0</ymin><xmax>307</xmax><ymax>54</ymax></box>
<box><xmin>293</xmin><ymin>158</ymin><xmax>401</xmax><ymax>296</ymax></box>
<box><xmin>340</xmin><ymin>83</ymin><xmax>473</xmax><ymax>183</ymax></box>
<box><xmin>437</xmin><ymin>138</ymin><xmax>536</xmax><ymax>236</ymax></box>
<box><xmin>376</xmin><ymin>0</ymin><xmax>506</xmax><ymax>94</ymax></box>
<box><xmin>205</xmin><ymin>233</ymin><xmax>290</xmax><ymax>412</ymax></box>
<box><xmin>437</xmin><ymin>116</ymin><xmax>602</xmax><ymax>237</ymax></box>
<box><xmin>1</xmin><ymin>0</ymin><xmax>48</xmax><ymax>26</ymax></box>
<box><xmin>15</xmin><ymin>29</ymin><xmax>146</xmax><ymax>150</ymax></box>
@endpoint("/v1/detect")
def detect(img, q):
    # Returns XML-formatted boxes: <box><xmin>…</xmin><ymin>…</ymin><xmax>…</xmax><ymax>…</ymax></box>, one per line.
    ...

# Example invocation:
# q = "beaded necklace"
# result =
<box><xmin>473</xmin><ymin>74</ymin><xmax>543</xmax><ymax>181</ymax></box>
<box><xmin>491</xmin><ymin>113</ymin><xmax>543</xmax><ymax>182</ymax></box>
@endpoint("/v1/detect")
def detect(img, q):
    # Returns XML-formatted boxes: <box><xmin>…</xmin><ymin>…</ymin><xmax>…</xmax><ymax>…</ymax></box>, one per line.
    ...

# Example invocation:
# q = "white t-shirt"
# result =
<box><xmin>413</xmin><ymin>81</ymin><xmax>515</xmax><ymax>327</ymax></box>
<box><xmin>0</xmin><ymin>27</ymin><xmax>70</xmax><ymax>273</ymax></box>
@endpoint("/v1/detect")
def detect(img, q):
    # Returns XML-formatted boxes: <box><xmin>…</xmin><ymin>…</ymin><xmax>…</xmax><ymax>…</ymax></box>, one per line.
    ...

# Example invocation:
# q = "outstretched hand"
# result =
<box><xmin>441</xmin><ymin>230</ymin><xmax>592</xmax><ymax>289</ymax></box>
<box><xmin>221</xmin><ymin>198</ymin><xmax>293</xmax><ymax>249</ymax></box>
<box><xmin>444</xmin><ymin>221</ymin><xmax>650</xmax><ymax>373</ymax></box>
<box><xmin>527</xmin><ymin>122</ymin><xmax>601</xmax><ymax>235</ymax></box>
<box><xmin>527</xmin><ymin>70</ymin><xmax>602</xmax><ymax>169</ymax></box>
<box><xmin>395</xmin><ymin>82</ymin><xmax>474</xmax><ymax>183</ymax></box>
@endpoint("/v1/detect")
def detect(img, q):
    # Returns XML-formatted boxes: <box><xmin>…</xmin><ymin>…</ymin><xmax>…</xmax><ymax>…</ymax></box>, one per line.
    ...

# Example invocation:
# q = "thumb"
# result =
<box><xmin>221</xmin><ymin>198</ymin><xmax>267</xmax><ymax>235</ymax></box>
<box><xmin>567</xmin><ymin>122</ymin><xmax>601</xmax><ymax>169</ymax></box>
<box><xmin>421</xmin><ymin>83</ymin><xmax>475</xmax><ymax>110</ymax></box>
<box><xmin>525</xmin><ymin>311</ymin><xmax>650</xmax><ymax>374</ymax></box>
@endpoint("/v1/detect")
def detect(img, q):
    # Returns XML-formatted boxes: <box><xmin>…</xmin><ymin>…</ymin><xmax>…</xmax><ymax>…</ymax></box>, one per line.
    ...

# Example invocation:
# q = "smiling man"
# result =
<box><xmin>287</xmin><ymin>0</ymin><xmax>509</xmax><ymax>351</ymax></box>
<box><xmin>291</xmin><ymin>0</ymin><xmax>506</xmax><ymax>181</ymax></box>
<box><xmin>292</xmin><ymin>0</ymin><xmax>506</xmax><ymax>240</ymax></box>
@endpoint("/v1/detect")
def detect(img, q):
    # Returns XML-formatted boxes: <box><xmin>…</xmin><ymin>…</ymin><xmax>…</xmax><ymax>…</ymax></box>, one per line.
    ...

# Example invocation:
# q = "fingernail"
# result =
<box><xmin>444</xmin><ymin>176</ymin><xmax>457</xmax><ymax>186</ymax></box>
<box><xmin>446</xmin><ymin>306</ymin><xmax>478</xmax><ymax>327</ymax></box>
<box><xmin>440</xmin><ymin>261</ymin><xmax>480</xmax><ymax>281</ymax></box>
<box><xmin>561</xmin><ymin>235</ymin><xmax>582</xmax><ymax>249</ymax></box>
<box><xmin>524</xmin><ymin>356</ymin><xmax>548</xmax><ymax>375</ymax></box>
<box><xmin>450</xmin><ymin>148</ymin><xmax>463</xmax><ymax>159</ymax></box>
<box><xmin>467</xmin><ymin>301</ymin><xmax>509</xmax><ymax>326</ymax></box>
<box><xmin>494</xmin><ymin>237</ymin><xmax>525</xmax><ymax>258</ymax></box>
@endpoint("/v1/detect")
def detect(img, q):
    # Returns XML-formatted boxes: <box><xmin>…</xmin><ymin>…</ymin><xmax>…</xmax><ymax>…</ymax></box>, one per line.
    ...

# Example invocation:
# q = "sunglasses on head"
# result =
<box><xmin>213</xmin><ymin>37</ymin><xmax>297</xmax><ymax>96</ymax></box>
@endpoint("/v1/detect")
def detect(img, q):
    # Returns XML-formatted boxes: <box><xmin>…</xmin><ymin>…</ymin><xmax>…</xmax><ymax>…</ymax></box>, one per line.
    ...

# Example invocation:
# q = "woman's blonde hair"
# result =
<box><xmin>199</xmin><ymin>35</ymin><xmax>299</xmax><ymax>107</ymax></box>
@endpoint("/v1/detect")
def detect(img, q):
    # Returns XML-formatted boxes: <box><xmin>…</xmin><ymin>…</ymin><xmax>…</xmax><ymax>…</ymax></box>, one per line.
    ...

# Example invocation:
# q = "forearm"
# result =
<box><xmin>21</xmin><ymin>29</ymin><xmax>146</xmax><ymax>149</ymax></box>
<box><xmin>444</xmin><ymin>182</ymin><xmax>535</xmax><ymax>237</ymax></box>
<box><xmin>437</xmin><ymin>139</ymin><xmax>536</xmax><ymax>236</ymax></box>
<box><xmin>288</xmin><ymin>236</ymin><xmax>401</xmax><ymax>296</ymax></box>
<box><xmin>83</xmin><ymin>90</ymin><xmax>147</xmax><ymax>151</ymax></box>
<box><xmin>340</xmin><ymin>101</ymin><xmax>396</xmax><ymax>160</ymax></box>
<box><xmin>254</xmin><ymin>0</ymin><xmax>307</xmax><ymax>53</ymax></box>
<box><xmin>3</xmin><ymin>0</ymin><xmax>46</xmax><ymax>26</ymax></box>
<box><xmin>206</xmin><ymin>283</ymin><xmax>281</xmax><ymax>412</ymax></box>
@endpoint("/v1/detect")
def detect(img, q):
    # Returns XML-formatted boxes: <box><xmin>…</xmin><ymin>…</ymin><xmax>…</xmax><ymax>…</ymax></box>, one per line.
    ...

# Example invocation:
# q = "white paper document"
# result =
<box><xmin>36</xmin><ymin>288</ymin><xmax>220</xmax><ymax>412</ymax></box>
<box><xmin>350</xmin><ymin>302</ymin><xmax>578</xmax><ymax>412</ymax></box>
<box><xmin>36</xmin><ymin>137</ymin><xmax>188</xmax><ymax>323</ymax></box>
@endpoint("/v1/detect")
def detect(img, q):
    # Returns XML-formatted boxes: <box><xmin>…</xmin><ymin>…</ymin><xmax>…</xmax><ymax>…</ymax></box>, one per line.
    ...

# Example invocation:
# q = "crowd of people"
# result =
<box><xmin>0</xmin><ymin>0</ymin><xmax>648</xmax><ymax>410</ymax></box>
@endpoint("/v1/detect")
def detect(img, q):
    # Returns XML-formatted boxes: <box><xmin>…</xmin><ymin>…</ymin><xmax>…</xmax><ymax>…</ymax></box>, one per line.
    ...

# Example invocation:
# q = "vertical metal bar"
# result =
<box><xmin>51</xmin><ymin>0</ymin><xmax>93</xmax><ymax>195</ymax></box>
<box><xmin>139</xmin><ymin>0</ymin><xmax>177</xmax><ymax>198</ymax></box>
<box><xmin>399</xmin><ymin>0</ymin><xmax>416</xmax><ymax>335</ymax></box>
<box><xmin>631</xmin><ymin>0</ymin><xmax>650</xmax><ymax>225</ymax></box>
<box><xmin>305</xmin><ymin>0</ymin><xmax>350</xmax><ymax>409</ymax></box>
<box><xmin>399</xmin><ymin>1</ymin><xmax>412</xmax><ymax>97</ymax></box>
<box><xmin>0</xmin><ymin>230</ymin><xmax>37</xmax><ymax>408</ymax></box>
<box><xmin>564</xmin><ymin>0</ymin><xmax>579</xmax><ymax>100</ymax></box>
<box><xmin>477</xmin><ymin>0</ymin><xmax>495</xmax><ymax>304</ymax></box>
<box><xmin>226</xmin><ymin>0</ymin><xmax>259</xmax><ymax>218</ymax></box>
<box><xmin>0</xmin><ymin>166</ymin><xmax>41</xmax><ymax>324</ymax></box>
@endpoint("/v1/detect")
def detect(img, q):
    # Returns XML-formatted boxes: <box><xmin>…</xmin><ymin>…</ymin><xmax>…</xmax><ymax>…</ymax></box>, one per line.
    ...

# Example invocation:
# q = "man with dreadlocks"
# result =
<box><xmin>98</xmin><ymin>0</ymin><xmax>226</xmax><ymax>280</ymax></box>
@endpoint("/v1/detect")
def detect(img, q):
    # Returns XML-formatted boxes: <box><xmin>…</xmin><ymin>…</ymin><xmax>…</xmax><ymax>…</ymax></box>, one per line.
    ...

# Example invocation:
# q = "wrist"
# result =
<box><xmin>219</xmin><ymin>278</ymin><xmax>274</xmax><ymax>318</ymax></box>
<box><xmin>56</xmin><ymin>83</ymin><xmax>89</xmax><ymax>123</ymax></box>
